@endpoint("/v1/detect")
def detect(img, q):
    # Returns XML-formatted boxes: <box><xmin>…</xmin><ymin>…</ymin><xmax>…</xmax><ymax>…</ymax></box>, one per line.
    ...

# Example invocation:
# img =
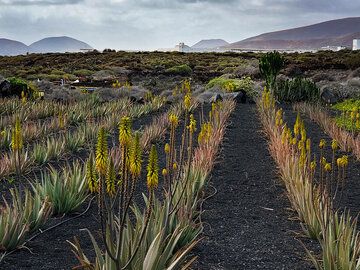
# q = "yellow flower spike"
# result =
<box><xmin>306</xmin><ymin>138</ymin><xmax>311</xmax><ymax>152</ymax></box>
<box><xmin>188</xmin><ymin>114</ymin><xmax>197</xmax><ymax>133</ymax></box>
<box><xmin>321</xmin><ymin>157</ymin><xmax>327</xmax><ymax>166</ymax></box>
<box><xmin>162</xmin><ymin>168</ymin><xmax>168</xmax><ymax>177</ymax></box>
<box><xmin>294</xmin><ymin>113</ymin><xmax>301</xmax><ymax>136</ymax></box>
<box><xmin>95</xmin><ymin>127</ymin><xmax>108</xmax><ymax>176</ymax></box>
<box><xmin>300</xmin><ymin>126</ymin><xmax>307</xmax><ymax>141</ymax></box>
<box><xmin>86</xmin><ymin>156</ymin><xmax>98</xmax><ymax>193</ymax></box>
<box><xmin>172</xmin><ymin>162</ymin><xmax>178</xmax><ymax>170</ymax></box>
<box><xmin>319</xmin><ymin>139</ymin><xmax>326</xmax><ymax>149</ymax></box>
<box><xmin>147</xmin><ymin>145</ymin><xmax>159</xmax><ymax>189</ymax></box>
<box><xmin>351</xmin><ymin>111</ymin><xmax>355</xmax><ymax>121</ymax></box>
<box><xmin>11</xmin><ymin>116</ymin><xmax>23</xmax><ymax>151</ymax></box>
<box><xmin>275</xmin><ymin>109</ymin><xmax>283</xmax><ymax>127</ymax></box>
<box><xmin>310</xmin><ymin>160</ymin><xmax>317</xmax><ymax>171</ymax></box>
<box><xmin>298</xmin><ymin>140</ymin><xmax>304</xmax><ymax>150</ymax></box>
<box><xmin>21</xmin><ymin>91</ymin><xmax>26</xmax><ymax>104</ymax></box>
<box><xmin>292</xmin><ymin>138</ymin><xmax>297</xmax><ymax>145</ymax></box>
<box><xmin>129</xmin><ymin>132</ymin><xmax>142</xmax><ymax>178</ymax></box>
<box><xmin>119</xmin><ymin>116</ymin><xmax>132</xmax><ymax>147</ymax></box>
<box><xmin>331</xmin><ymin>139</ymin><xmax>338</xmax><ymax>151</ymax></box>
<box><xmin>106</xmin><ymin>158</ymin><xmax>116</xmax><ymax>196</ymax></box>
<box><xmin>169</xmin><ymin>113</ymin><xmax>179</xmax><ymax>128</ymax></box>
<box><xmin>164</xmin><ymin>143</ymin><xmax>170</xmax><ymax>154</ymax></box>
<box><xmin>324</xmin><ymin>163</ymin><xmax>331</xmax><ymax>172</ymax></box>
<box><xmin>211</xmin><ymin>102</ymin><xmax>217</xmax><ymax>112</ymax></box>
<box><xmin>337</xmin><ymin>157</ymin><xmax>343</xmax><ymax>167</ymax></box>
<box><xmin>184</xmin><ymin>93</ymin><xmax>191</xmax><ymax>110</ymax></box>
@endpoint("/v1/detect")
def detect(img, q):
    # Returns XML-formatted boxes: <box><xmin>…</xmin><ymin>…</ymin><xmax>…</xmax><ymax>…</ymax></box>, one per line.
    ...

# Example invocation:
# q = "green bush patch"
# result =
<box><xmin>165</xmin><ymin>64</ymin><xmax>192</xmax><ymax>75</ymax></box>
<box><xmin>206</xmin><ymin>76</ymin><xmax>254</xmax><ymax>93</ymax></box>
<box><xmin>274</xmin><ymin>77</ymin><xmax>319</xmax><ymax>103</ymax></box>
<box><xmin>332</xmin><ymin>99</ymin><xmax>360</xmax><ymax>111</ymax></box>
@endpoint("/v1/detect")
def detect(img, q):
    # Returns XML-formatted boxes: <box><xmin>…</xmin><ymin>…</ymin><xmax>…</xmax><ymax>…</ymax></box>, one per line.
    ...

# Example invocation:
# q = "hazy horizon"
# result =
<box><xmin>0</xmin><ymin>0</ymin><xmax>359</xmax><ymax>51</ymax></box>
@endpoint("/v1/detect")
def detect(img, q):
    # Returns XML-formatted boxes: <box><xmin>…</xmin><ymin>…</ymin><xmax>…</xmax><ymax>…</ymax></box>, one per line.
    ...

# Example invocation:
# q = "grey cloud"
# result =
<box><xmin>0</xmin><ymin>0</ymin><xmax>359</xmax><ymax>50</ymax></box>
<box><xmin>0</xmin><ymin>0</ymin><xmax>82</xmax><ymax>6</ymax></box>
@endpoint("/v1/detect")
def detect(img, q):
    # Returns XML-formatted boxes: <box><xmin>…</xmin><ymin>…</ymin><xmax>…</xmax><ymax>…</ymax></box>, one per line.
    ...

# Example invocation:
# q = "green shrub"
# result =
<box><xmin>206</xmin><ymin>76</ymin><xmax>254</xmax><ymax>93</ymax></box>
<box><xmin>332</xmin><ymin>99</ymin><xmax>360</xmax><ymax>111</ymax></box>
<box><xmin>259</xmin><ymin>51</ymin><xmax>284</xmax><ymax>90</ymax></box>
<box><xmin>165</xmin><ymin>64</ymin><xmax>192</xmax><ymax>75</ymax></box>
<box><xmin>274</xmin><ymin>77</ymin><xmax>319</xmax><ymax>103</ymax></box>
<box><xmin>334</xmin><ymin>116</ymin><xmax>360</xmax><ymax>132</ymax></box>
<box><xmin>73</xmin><ymin>69</ymin><xmax>94</xmax><ymax>77</ymax></box>
<box><xmin>4</xmin><ymin>77</ymin><xmax>39</xmax><ymax>99</ymax></box>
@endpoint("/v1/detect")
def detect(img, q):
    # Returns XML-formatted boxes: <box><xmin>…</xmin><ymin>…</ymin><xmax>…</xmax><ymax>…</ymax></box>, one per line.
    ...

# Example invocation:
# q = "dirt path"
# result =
<box><xmin>193</xmin><ymin>104</ymin><xmax>313</xmax><ymax>270</ymax></box>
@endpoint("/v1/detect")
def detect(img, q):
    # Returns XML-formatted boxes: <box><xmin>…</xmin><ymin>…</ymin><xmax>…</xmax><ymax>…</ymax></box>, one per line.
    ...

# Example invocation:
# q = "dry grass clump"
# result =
<box><xmin>258</xmin><ymin>88</ymin><xmax>360</xmax><ymax>269</ymax></box>
<box><xmin>294</xmin><ymin>103</ymin><xmax>360</xmax><ymax>160</ymax></box>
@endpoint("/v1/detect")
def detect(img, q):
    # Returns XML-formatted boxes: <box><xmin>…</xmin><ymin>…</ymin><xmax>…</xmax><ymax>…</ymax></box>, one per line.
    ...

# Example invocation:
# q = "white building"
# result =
<box><xmin>320</xmin><ymin>45</ymin><xmax>347</xmax><ymax>52</ymax></box>
<box><xmin>174</xmin><ymin>42</ymin><xmax>193</xmax><ymax>52</ymax></box>
<box><xmin>353</xmin><ymin>39</ymin><xmax>360</xmax><ymax>50</ymax></box>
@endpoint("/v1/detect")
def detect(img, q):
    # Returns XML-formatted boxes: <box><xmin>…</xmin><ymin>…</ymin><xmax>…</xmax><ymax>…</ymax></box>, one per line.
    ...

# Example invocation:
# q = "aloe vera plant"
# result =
<box><xmin>0</xmin><ymin>187</ymin><xmax>52</xmax><ymax>251</ymax></box>
<box><xmin>34</xmin><ymin>162</ymin><xmax>88</xmax><ymax>215</ymax></box>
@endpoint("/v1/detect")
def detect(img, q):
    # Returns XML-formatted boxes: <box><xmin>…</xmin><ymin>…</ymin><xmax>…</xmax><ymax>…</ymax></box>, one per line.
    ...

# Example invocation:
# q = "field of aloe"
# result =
<box><xmin>1</xmin><ymin>51</ymin><xmax>360</xmax><ymax>270</ymax></box>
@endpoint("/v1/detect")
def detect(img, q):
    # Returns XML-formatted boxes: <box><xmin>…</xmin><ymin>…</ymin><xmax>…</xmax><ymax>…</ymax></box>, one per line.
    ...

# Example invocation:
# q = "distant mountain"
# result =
<box><xmin>192</xmin><ymin>39</ymin><xmax>229</xmax><ymax>49</ymax></box>
<box><xmin>227</xmin><ymin>17</ymin><xmax>360</xmax><ymax>50</ymax></box>
<box><xmin>0</xmin><ymin>38</ymin><xmax>32</xmax><ymax>56</ymax></box>
<box><xmin>29</xmin><ymin>36</ymin><xmax>92</xmax><ymax>53</ymax></box>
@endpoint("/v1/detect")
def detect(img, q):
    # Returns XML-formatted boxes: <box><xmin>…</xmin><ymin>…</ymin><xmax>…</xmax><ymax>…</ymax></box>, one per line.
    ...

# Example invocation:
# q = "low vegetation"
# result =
<box><xmin>274</xmin><ymin>77</ymin><xmax>320</xmax><ymax>102</ymax></box>
<box><xmin>206</xmin><ymin>76</ymin><xmax>254</xmax><ymax>93</ymax></box>
<box><xmin>165</xmin><ymin>64</ymin><xmax>192</xmax><ymax>75</ymax></box>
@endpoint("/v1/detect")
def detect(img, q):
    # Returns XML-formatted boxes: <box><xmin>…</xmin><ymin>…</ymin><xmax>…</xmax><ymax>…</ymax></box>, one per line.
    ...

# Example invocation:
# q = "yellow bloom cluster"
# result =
<box><xmin>86</xmin><ymin>156</ymin><xmax>98</xmax><ymax>193</ymax></box>
<box><xmin>187</xmin><ymin>114</ymin><xmax>197</xmax><ymax>133</ymax></box>
<box><xmin>129</xmin><ymin>132</ymin><xmax>142</xmax><ymax>178</ymax></box>
<box><xmin>169</xmin><ymin>113</ymin><xmax>179</xmax><ymax>128</ymax></box>
<box><xmin>106</xmin><ymin>159</ymin><xmax>116</xmax><ymax>196</ymax></box>
<box><xmin>275</xmin><ymin>108</ymin><xmax>283</xmax><ymax>127</ymax></box>
<box><xmin>119</xmin><ymin>116</ymin><xmax>132</xmax><ymax>147</ymax></box>
<box><xmin>319</xmin><ymin>139</ymin><xmax>326</xmax><ymax>149</ymax></box>
<box><xmin>261</xmin><ymin>87</ymin><xmax>275</xmax><ymax>110</ymax></box>
<box><xmin>11</xmin><ymin>117</ymin><xmax>23</xmax><ymax>151</ymax></box>
<box><xmin>184</xmin><ymin>93</ymin><xmax>191</xmax><ymax>111</ymax></box>
<box><xmin>147</xmin><ymin>145</ymin><xmax>159</xmax><ymax>189</ymax></box>
<box><xmin>96</xmin><ymin>127</ymin><xmax>108</xmax><ymax>176</ymax></box>
<box><xmin>198</xmin><ymin>122</ymin><xmax>212</xmax><ymax>144</ymax></box>
<box><xmin>337</xmin><ymin>155</ymin><xmax>349</xmax><ymax>167</ymax></box>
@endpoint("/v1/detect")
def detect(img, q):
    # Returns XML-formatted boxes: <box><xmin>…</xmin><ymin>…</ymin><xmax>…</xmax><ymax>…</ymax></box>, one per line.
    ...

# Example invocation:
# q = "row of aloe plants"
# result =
<box><xmin>294</xmin><ymin>103</ymin><xmax>360</xmax><ymax>160</ymax></box>
<box><xmin>70</xmin><ymin>94</ymin><xmax>235</xmax><ymax>269</ymax></box>
<box><xmin>0</xmin><ymin>97</ymin><xmax>99</xmax><ymax>129</ymax></box>
<box><xmin>0</xmin><ymin>97</ymin><xmax>165</xmax><ymax>179</ymax></box>
<box><xmin>0</xmin><ymin>97</ymin><xmax>133</xmax><ymax>151</ymax></box>
<box><xmin>258</xmin><ymin>88</ymin><xmax>360</xmax><ymax>269</ymax></box>
<box><xmin>0</xmin><ymin>96</ymin><xmax>183</xmax><ymax>259</ymax></box>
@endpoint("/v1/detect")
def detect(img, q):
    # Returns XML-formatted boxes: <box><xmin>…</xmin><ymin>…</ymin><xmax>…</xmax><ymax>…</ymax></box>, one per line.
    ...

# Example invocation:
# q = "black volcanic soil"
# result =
<box><xmin>290</xmin><ymin>106</ymin><xmax>360</xmax><ymax>216</ymax></box>
<box><xmin>2</xmin><ymin>102</ymin><xmax>360</xmax><ymax>270</ymax></box>
<box><xmin>193</xmin><ymin>104</ymin><xmax>315</xmax><ymax>270</ymax></box>
<box><xmin>0</xmin><ymin>105</ymin><xmax>206</xmax><ymax>270</ymax></box>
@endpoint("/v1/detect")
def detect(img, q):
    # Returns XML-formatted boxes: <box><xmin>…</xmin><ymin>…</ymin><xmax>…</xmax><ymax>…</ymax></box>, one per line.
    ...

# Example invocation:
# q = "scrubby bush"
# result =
<box><xmin>73</xmin><ymin>69</ymin><xmax>94</xmax><ymax>77</ymax></box>
<box><xmin>259</xmin><ymin>51</ymin><xmax>284</xmax><ymax>90</ymax></box>
<box><xmin>332</xmin><ymin>99</ymin><xmax>360</xmax><ymax>111</ymax></box>
<box><xmin>206</xmin><ymin>76</ymin><xmax>254</xmax><ymax>93</ymax></box>
<box><xmin>165</xmin><ymin>64</ymin><xmax>192</xmax><ymax>75</ymax></box>
<box><xmin>274</xmin><ymin>77</ymin><xmax>320</xmax><ymax>103</ymax></box>
<box><xmin>1</xmin><ymin>77</ymin><xmax>40</xmax><ymax>99</ymax></box>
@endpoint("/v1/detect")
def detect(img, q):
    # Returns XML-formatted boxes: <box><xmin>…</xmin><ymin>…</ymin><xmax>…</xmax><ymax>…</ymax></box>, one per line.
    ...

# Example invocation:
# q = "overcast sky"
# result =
<box><xmin>0</xmin><ymin>0</ymin><xmax>359</xmax><ymax>50</ymax></box>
